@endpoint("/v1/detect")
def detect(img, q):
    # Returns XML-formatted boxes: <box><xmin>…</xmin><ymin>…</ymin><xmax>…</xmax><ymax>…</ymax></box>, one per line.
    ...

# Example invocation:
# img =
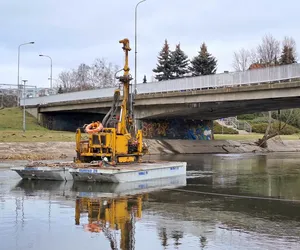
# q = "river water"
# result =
<box><xmin>1</xmin><ymin>153</ymin><xmax>300</xmax><ymax>250</ymax></box>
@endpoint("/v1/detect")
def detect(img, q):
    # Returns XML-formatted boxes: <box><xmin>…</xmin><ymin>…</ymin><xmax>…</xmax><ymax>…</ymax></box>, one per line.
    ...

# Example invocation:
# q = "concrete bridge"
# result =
<box><xmin>24</xmin><ymin>64</ymin><xmax>300</xmax><ymax>139</ymax></box>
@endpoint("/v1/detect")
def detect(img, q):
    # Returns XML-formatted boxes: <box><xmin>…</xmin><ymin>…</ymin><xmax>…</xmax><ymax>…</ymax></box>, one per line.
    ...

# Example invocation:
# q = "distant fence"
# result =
<box><xmin>21</xmin><ymin>63</ymin><xmax>300</xmax><ymax>106</ymax></box>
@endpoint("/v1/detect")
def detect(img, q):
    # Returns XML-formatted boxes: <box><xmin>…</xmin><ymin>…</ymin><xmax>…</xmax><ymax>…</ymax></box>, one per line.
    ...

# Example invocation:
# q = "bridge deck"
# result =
<box><xmin>22</xmin><ymin>63</ymin><xmax>300</xmax><ymax>107</ymax></box>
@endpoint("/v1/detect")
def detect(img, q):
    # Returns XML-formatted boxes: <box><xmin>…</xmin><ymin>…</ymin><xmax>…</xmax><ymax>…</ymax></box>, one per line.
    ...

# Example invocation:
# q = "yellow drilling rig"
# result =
<box><xmin>75</xmin><ymin>38</ymin><xmax>147</xmax><ymax>165</ymax></box>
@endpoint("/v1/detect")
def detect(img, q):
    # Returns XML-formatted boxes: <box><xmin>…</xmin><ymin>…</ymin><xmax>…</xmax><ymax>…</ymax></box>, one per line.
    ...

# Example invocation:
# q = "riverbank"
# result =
<box><xmin>1</xmin><ymin>138</ymin><xmax>300</xmax><ymax>161</ymax></box>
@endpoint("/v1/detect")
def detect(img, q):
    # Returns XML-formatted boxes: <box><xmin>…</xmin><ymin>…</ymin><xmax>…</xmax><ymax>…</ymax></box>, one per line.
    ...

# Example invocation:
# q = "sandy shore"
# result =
<box><xmin>1</xmin><ymin>138</ymin><xmax>300</xmax><ymax>161</ymax></box>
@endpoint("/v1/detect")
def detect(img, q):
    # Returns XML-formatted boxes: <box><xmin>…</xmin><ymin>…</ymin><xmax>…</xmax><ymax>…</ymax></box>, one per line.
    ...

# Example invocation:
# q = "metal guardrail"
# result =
<box><xmin>238</xmin><ymin>120</ymin><xmax>252</xmax><ymax>133</ymax></box>
<box><xmin>21</xmin><ymin>63</ymin><xmax>300</xmax><ymax>106</ymax></box>
<box><xmin>224</xmin><ymin>117</ymin><xmax>252</xmax><ymax>133</ymax></box>
<box><xmin>224</xmin><ymin>117</ymin><xmax>238</xmax><ymax>129</ymax></box>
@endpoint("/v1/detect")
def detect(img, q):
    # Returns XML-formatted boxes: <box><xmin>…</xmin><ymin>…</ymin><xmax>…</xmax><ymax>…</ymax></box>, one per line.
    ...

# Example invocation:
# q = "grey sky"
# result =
<box><xmin>0</xmin><ymin>0</ymin><xmax>299</xmax><ymax>88</ymax></box>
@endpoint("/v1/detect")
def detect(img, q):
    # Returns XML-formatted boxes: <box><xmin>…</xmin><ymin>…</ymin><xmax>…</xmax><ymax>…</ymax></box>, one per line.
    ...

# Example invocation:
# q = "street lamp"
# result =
<box><xmin>134</xmin><ymin>0</ymin><xmax>146</xmax><ymax>95</ymax></box>
<box><xmin>132</xmin><ymin>0</ymin><xmax>146</xmax><ymax>127</ymax></box>
<box><xmin>22</xmin><ymin>79</ymin><xmax>28</xmax><ymax>132</ymax></box>
<box><xmin>39</xmin><ymin>54</ymin><xmax>53</xmax><ymax>89</ymax></box>
<box><xmin>17</xmin><ymin>42</ymin><xmax>34</xmax><ymax>106</ymax></box>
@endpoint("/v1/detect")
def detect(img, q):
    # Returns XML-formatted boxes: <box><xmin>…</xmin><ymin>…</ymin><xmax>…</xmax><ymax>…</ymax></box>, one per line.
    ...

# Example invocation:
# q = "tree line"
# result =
<box><xmin>57</xmin><ymin>58</ymin><xmax>119</xmax><ymax>93</ymax></box>
<box><xmin>57</xmin><ymin>40</ymin><xmax>219</xmax><ymax>92</ymax></box>
<box><xmin>152</xmin><ymin>40</ymin><xmax>217</xmax><ymax>81</ymax></box>
<box><xmin>56</xmin><ymin>34</ymin><xmax>297</xmax><ymax>92</ymax></box>
<box><xmin>232</xmin><ymin>34</ymin><xmax>297</xmax><ymax>71</ymax></box>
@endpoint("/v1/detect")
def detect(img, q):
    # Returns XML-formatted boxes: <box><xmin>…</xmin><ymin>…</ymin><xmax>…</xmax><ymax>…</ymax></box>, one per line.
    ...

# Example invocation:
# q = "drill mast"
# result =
<box><xmin>117</xmin><ymin>38</ymin><xmax>133</xmax><ymax>135</ymax></box>
<box><xmin>75</xmin><ymin>38</ymin><xmax>146</xmax><ymax>165</ymax></box>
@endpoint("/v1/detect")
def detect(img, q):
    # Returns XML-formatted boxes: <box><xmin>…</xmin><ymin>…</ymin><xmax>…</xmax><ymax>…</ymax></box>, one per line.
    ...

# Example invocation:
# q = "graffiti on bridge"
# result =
<box><xmin>141</xmin><ymin>119</ymin><xmax>212</xmax><ymax>140</ymax></box>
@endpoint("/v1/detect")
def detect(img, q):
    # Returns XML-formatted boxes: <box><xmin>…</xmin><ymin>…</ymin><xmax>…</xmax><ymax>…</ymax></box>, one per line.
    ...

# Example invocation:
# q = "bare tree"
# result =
<box><xmin>232</xmin><ymin>48</ymin><xmax>251</xmax><ymax>71</ymax></box>
<box><xmin>91</xmin><ymin>59</ymin><xmax>119</xmax><ymax>88</ymax></box>
<box><xmin>57</xmin><ymin>58</ymin><xmax>119</xmax><ymax>93</ymax></box>
<box><xmin>257</xmin><ymin>34</ymin><xmax>280</xmax><ymax>66</ymax></box>
<box><xmin>75</xmin><ymin>63</ymin><xmax>93</xmax><ymax>91</ymax></box>
<box><xmin>256</xmin><ymin>109</ymin><xmax>295</xmax><ymax>148</ymax></box>
<box><xmin>58</xmin><ymin>71</ymin><xmax>73</xmax><ymax>92</ymax></box>
<box><xmin>250</xmin><ymin>48</ymin><xmax>260</xmax><ymax>64</ymax></box>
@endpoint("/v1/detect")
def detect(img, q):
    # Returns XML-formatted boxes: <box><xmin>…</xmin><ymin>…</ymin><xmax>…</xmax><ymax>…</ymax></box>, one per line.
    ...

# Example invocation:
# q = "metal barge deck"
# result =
<box><xmin>11</xmin><ymin>162</ymin><xmax>74</xmax><ymax>181</ymax></box>
<box><xmin>70</xmin><ymin>161</ymin><xmax>186</xmax><ymax>183</ymax></box>
<box><xmin>11</xmin><ymin>161</ymin><xmax>186</xmax><ymax>183</ymax></box>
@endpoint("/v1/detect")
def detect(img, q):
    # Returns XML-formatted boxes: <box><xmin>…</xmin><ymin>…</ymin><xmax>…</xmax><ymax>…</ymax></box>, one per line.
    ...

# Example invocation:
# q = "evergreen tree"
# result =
<box><xmin>171</xmin><ymin>43</ymin><xmax>189</xmax><ymax>79</ymax></box>
<box><xmin>153</xmin><ymin>40</ymin><xmax>173</xmax><ymax>81</ymax></box>
<box><xmin>279</xmin><ymin>45</ymin><xmax>297</xmax><ymax>65</ymax></box>
<box><xmin>143</xmin><ymin>75</ymin><xmax>147</xmax><ymax>83</ymax></box>
<box><xmin>190</xmin><ymin>43</ymin><xmax>217</xmax><ymax>76</ymax></box>
<box><xmin>58</xmin><ymin>85</ymin><xmax>63</xmax><ymax>94</ymax></box>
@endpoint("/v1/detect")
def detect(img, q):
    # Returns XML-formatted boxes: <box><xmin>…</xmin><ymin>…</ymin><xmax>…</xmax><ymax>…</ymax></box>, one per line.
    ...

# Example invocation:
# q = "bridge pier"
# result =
<box><xmin>140</xmin><ymin>118</ymin><xmax>213</xmax><ymax>140</ymax></box>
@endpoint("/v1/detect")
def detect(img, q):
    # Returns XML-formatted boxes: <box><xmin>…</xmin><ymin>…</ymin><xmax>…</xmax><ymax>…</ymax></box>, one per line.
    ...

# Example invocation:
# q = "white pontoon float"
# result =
<box><xmin>11</xmin><ymin>161</ymin><xmax>186</xmax><ymax>183</ymax></box>
<box><xmin>11</xmin><ymin>162</ymin><xmax>73</xmax><ymax>181</ymax></box>
<box><xmin>70</xmin><ymin>161</ymin><xmax>186</xmax><ymax>183</ymax></box>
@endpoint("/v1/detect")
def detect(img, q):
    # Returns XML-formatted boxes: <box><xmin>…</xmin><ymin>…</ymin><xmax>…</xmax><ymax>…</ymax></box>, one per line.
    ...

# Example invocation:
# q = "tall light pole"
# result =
<box><xmin>132</xmin><ymin>0</ymin><xmax>146</xmax><ymax>129</ymax></box>
<box><xmin>17</xmin><ymin>42</ymin><xmax>34</xmax><ymax>106</ymax></box>
<box><xmin>22</xmin><ymin>80</ymin><xmax>28</xmax><ymax>132</ymax></box>
<box><xmin>39</xmin><ymin>54</ymin><xmax>53</xmax><ymax>89</ymax></box>
<box><xmin>134</xmin><ymin>0</ymin><xmax>146</xmax><ymax>95</ymax></box>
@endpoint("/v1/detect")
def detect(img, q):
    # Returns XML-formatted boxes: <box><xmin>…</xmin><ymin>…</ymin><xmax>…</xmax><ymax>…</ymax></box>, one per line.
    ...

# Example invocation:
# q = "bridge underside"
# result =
<box><xmin>39</xmin><ymin>111</ymin><xmax>106</xmax><ymax>131</ymax></box>
<box><xmin>137</xmin><ymin>97</ymin><xmax>300</xmax><ymax>120</ymax></box>
<box><xmin>33</xmin><ymin>96</ymin><xmax>300</xmax><ymax>140</ymax></box>
<box><xmin>35</xmin><ymin>81</ymin><xmax>300</xmax><ymax>122</ymax></box>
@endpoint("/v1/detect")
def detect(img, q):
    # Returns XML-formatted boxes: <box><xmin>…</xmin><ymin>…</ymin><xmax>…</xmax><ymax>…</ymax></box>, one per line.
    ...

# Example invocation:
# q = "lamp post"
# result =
<box><xmin>22</xmin><ymin>80</ymin><xmax>28</xmax><ymax>132</ymax></box>
<box><xmin>17</xmin><ymin>42</ymin><xmax>34</xmax><ymax>106</ymax></box>
<box><xmin>39</xmin><ymin>54</ymin><xmax>53</xmax><ymax>89</ymax></box>
<box><xmin>132</xmin><ymin>0</ymin><xmax>146</xmax><ymax>130</ymax></box>
<box><xmin>134</xmin><ymin>0</ymin><xmax>146</xmax><ymax>95</ymax></box>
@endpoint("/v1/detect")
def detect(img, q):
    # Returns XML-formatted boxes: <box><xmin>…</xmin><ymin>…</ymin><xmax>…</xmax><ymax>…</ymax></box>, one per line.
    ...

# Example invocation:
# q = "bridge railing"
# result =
<box><xmin>22</xmin><ymin>63</ymin><xmax>300</xmax><ymax>106</ymax></box>
<box><xmin>22</xmin><ymin>87</ymin><xmax>116</xmax><ymax>106</ymax></box>
<box><xmin>137</xmin><ymin>63</ymin><xmax>300</xmax><ymax>94</ymax></box>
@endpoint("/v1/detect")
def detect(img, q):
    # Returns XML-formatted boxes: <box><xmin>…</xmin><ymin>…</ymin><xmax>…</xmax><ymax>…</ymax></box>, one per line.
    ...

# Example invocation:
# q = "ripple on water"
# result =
<box><xmin>1</xmin><ymin>153</ymin><xmax>300</xmax><ymax>250</ymax></box>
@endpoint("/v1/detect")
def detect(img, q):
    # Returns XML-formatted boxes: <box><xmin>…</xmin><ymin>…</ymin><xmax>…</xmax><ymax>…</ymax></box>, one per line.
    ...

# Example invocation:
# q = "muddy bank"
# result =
<box><xmin>0</xmin><ymin>142</ymin><xmax>74</xmax><ymax>161</ymax></box>
<box><xmin>1</xmin><ymin>138</ymin><xmax>300</xmax><ymax>161</ymax></box>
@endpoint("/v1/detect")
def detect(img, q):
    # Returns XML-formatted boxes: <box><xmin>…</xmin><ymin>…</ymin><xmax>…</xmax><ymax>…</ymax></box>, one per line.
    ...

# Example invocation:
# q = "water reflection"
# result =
<box><xmin>8</xmin><ymin>176</ymin><xmax>187</xmax><ymax>250</ymax></box>
<box><xmin>75</xmin><ymin>194</ymin><xmax>146</xmax><ymax>250</ymax></box>
<box><xmin>2</xmin><ymin>153</ymin><xmax>300</xmax><ymax>249</ymax></box>
<box><xmin>158</xmin><ymin>153</ymin><xmax>300</xmax><ymax>200</ymax></box>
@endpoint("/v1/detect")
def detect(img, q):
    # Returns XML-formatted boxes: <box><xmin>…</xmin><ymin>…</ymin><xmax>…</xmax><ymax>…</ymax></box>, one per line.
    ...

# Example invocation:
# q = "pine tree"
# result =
<box><xmin>58</xmin><ymin>85</ymin><xmax>63</xmax><ymax>94</ymax></box>
<box><xmin>153</xmin><ymin>40</ymin><xmax>173</xmax><ymax>81</ymax></box>
<box><xmin>171</xmin><ymin>43</ymin><xmax>189</xmax><ymax>79</ymax></box>
<box><xmin>279</xmin><ymin>45</ymin><xmax>297</xmax><ymax>65</ymax></box>
<box><xmin>143</xmin><ymin>75</ymin><xmax>147</xmax><ymax>83</ymax></box>
<box><xmin>190</xmin><ymin>43</ymin><xmax>217</xmax><ymax>76</ymax></box>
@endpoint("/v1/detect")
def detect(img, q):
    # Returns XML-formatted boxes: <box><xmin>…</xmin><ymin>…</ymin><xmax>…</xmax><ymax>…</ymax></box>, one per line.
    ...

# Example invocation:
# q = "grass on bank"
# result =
<box><xmin>0</xmin><ymin>130</ymin><xmax>75</xmax><ymax>142</ymax></box>
<box><xmin>1</xmin><ymin>107</ymin><xmax>300</xmax><ymax>142</ymax></box>
<box><xmin>0</xmin><ymin>107</ymin><xmax>75</xmax><ymax>142</ymax></box>
<box><xmin>0</xmin><ymin>107</ymin><xmax>46</xmax><ymax>131</ymax></box>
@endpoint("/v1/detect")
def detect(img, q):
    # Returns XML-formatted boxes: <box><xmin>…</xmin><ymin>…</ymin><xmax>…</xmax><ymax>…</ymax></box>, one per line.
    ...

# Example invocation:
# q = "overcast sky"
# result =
<box><xmin>0</xmin><ymin>0</ymin><xmax>299</xmax><ymax>88</ymax></box>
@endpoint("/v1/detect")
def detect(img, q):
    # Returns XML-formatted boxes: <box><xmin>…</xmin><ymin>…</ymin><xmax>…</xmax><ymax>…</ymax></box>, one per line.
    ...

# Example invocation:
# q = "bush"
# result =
<box><xmin>249</xmin><ymin>116</ymin><xmax>275</xmax><ymax>124</ymax></box>
<box><xmin>237</xmin><ymin>113</ymin><xmax>263</xmax><ymax>120</ymax></box>
<box><xmin>271</xmin><ymin>109</ymin><xmax>300</xmax><ymax>129</ymax></box>
<box><xmin>213</xmin><ymin>121</ymin><xmax>238</xmax><ymax>134</ymax></box>
<box><xmin>252</xmin><ymin>122</ymin><xmax>300</xmax><ymax>135</ymax></box>
<box><xmin>0</xmin><ymin>95</ymin><xmax>18</xmax><ymax>108</ymax></box>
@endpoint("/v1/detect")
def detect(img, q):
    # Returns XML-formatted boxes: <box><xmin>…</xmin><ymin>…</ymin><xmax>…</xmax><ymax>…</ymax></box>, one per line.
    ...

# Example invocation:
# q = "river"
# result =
<box><xmin>1</xmin><ymin>153</ymin><xmax>300</xmax><ymax>250</ymax></box>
